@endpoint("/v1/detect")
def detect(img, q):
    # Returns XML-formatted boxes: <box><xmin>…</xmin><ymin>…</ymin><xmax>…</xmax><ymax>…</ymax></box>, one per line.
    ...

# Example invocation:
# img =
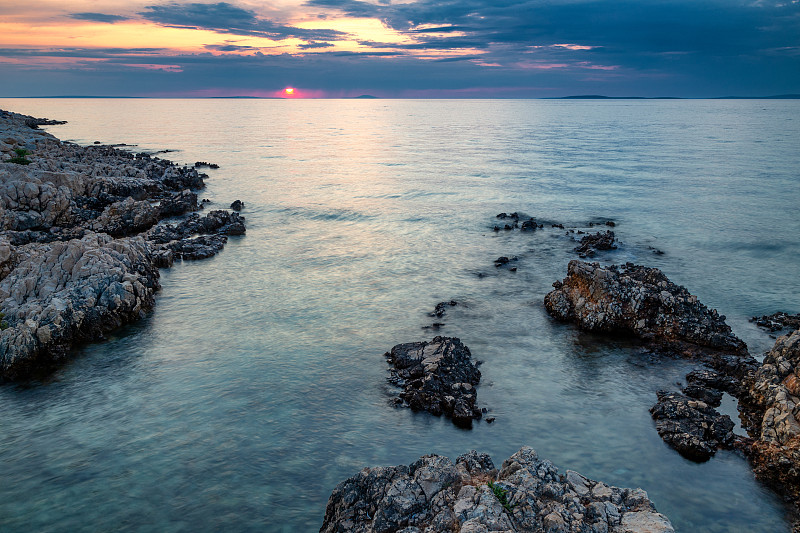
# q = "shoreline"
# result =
<box><xmin>0</xmin><ymin>108</ymin><xmax>245</xmax><ymax>381</ymax></box>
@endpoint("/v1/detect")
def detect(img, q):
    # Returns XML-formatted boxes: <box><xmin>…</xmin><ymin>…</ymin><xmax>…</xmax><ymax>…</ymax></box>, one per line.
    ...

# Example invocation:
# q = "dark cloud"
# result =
<box><xmin>298</xmin><ymin>42</ymin><xmax>335</xmax><ymax>50</ymax></box>
<box><xmin>205</xmin><ymin>44</ymin><xmax>259</xmax><ymax>52</ymax></box>
<box><xmin>1</xmin><ymin>0</ymin><xmax>799</xmax><ymax>97</ymax></box>
<box><xmin>68</xmin><ymin>12</ymin><xmax>130</xmax><ymax>24</ymax></box>
<box><xmin>140</xmin><ymin>2</ymin><xmax>346</xmax><ymax>41</ymax></box>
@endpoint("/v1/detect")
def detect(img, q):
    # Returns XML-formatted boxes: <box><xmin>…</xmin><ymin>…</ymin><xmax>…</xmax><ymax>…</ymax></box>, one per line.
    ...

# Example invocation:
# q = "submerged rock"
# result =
<box><xmin>429</xmin><ymin>300</ymin><xmax>457</xmax><ymax>319</ymax></box>
<box><xmin>320</xmin><ymin>446</ymin><xmax>674</xmax><ymax>533</ymax></box>
<box><xmin>544</xmin><ymin>261</ymin><xmax>749</xmax><ymax>363</ymax></box>
<box><xmin>385</xmin><ymin>336</ymin><xmax>482</xmax><ymax>428</ymax></box>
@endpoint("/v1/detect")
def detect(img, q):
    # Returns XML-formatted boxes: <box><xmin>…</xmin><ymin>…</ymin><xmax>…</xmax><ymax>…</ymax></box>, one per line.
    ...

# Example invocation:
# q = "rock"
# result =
<box><xmin>320</xmin><ymin>446</ymin><xmax>674</xmax><ymax>533</ymax></box>
<box><xmin>740</xmin><ymin>330</ymin><xmax>800</xmax><ymax>526</ymax></box>
<box><xmin>751</xmin><ymin>312</ymin><xmax>800</xmax><ymax>333</ymax></box>
<box><xmin>166</xmin><ymin>234</ymin><xmax>227</xmax><ymax>260</ymax></box>
<box><xmin>544</xmin><ymin>261</ymin><xmax>750</xmax><ymax>366</ymax></box>
<box><xmin>573</xmin><ymin>230</ymin><xmax>617</xmax><ymax>257</ymax></box>
<box><xmin>385</xmin><ymin>336</ymin><xmax>482</xmax><ymax>428</ymax></box>
<box><xmin>230</xmin><ymin>199</ymin><xmax>244</xmax><ymax>211</ymax></box>
<box><xmin>494</xmin><ymin>256</ymin><xmax>517</xmax><ymax>267</ymax></box>
<box><xmin>649</xmin><ymin>390</ymin><xmax>735</xmax><ymax>462</ymax></box>
<box><xmin>90</xmin><ymin>197</ymin><xmax>159</xmax><ymax>237</ymax></box>
<box><xmin>194</xmin><ymin>161</ymin><xmax>219</xmax><ymax>169</ymax></box>
<box><xmin>0</xmin><ymin>233</ymin><xmax>159</xmax><ymax>380</ymax></box>
<box><xmin>158</xmin><ymin>189</ymin><xmax>198</xmax><ymax>218</ymax></box>
<box><xmin>745</xmin><ymin>329</ymin><xmax>800</xmax><ymax>445</ymax></box>
<box><xmin>0</xmin><ymin>108</ymin><xmax>246</xmax><ymax>380</ymax></box>
<box><xmin>429</xmin><ymin>300</ymin><xmax>457</xmax><ymax>319</ymax></box>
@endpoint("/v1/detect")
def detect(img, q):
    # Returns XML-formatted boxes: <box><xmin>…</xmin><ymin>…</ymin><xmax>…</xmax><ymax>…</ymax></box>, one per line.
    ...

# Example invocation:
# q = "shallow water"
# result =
<box><xmin>1</xmin><ymin>98</ymin><xmax>799</xmax><ymax>532</ymax></box>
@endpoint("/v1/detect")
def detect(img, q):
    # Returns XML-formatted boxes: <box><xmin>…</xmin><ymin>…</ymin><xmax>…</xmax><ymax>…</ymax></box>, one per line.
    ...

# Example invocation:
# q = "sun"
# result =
<box><xmin>284</xmin><ymin>87</ymin><xmax>294</xmax><ymax>95</ymax></box>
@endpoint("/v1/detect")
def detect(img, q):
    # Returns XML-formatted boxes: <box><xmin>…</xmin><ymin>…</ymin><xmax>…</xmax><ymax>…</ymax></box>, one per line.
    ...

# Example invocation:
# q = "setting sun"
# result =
<box><xmin>284</xmin><ymin>87</ymin><xmax>294</xmax><ymax>95</ymax></box>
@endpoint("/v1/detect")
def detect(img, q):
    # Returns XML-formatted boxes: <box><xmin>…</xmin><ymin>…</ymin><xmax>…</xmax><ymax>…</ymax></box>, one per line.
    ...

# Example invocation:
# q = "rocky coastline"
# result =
<box><xmin>0</xmin><ymin>109</ymin><xmax>245</xmax><ymax>380</ymax></box>
<box><xmin>543</xmin><ymin>258</ymin><xmax>800</xmax><ymax>528</ymax></box>
<box><xmin>321</xmin><ymin>447</ymin><xmax>674</xmax><ymax>533</ymax></box>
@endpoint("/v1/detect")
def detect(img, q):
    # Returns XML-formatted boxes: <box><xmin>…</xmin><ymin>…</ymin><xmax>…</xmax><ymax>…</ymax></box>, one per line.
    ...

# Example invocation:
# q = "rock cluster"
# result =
<box><xmin>320</xmin><ymin>447</ymin><xmax>674</xmax><ymax>533</ymax></box>
<box><xmin>741</xmin><ymin>329</ymin><xmax>800</xmax><ymax>515</ymax></box>
<box><xmin>573</xmin><ymin>230</ymin><xmax>617</xmax><ymax>258</ymax></box>
<box><xmin>751</xmin><ymin>312</ymin><xmax>800</xmax><ymax>333</ymax></box>
<box><xmin>0</xmin><ymin>109</ymin><xmax>245</xmax><ymax>379</ymax></box>
<box><xmin>544</xmin><ymin>260</ymin><xmax>748</xmax><ymax>361</ymax></box>
<box><xmin>385</xmin><ymin>336</ymin><xmax>482</xmax><ymax>428</ymax></box>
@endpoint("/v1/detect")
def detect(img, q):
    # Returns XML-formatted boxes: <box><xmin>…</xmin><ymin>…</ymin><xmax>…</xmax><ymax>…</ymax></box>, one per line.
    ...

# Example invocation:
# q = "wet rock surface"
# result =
<box><xmin>0</xmin><ymin>109</ymin><xmax>245</xmax><ymax>380</ymax></box>
<box><xmin>649</xmin><ymin>390</ymin><xmax>736</xmax><ymax>461</ymax></box>
<box><xmin>385</xmin><ymin>336</ymin><xmax>482</xmax><ymax>427</ymax></box>
<box><xmin>544</xmin><ymin>260</ymin><xmax>749</xmax><ymax>362</ymax></box>
<box><xmin>320</xmin><ymin>446</ymin><xmax>674</xmax><ymax>533</ymax></box>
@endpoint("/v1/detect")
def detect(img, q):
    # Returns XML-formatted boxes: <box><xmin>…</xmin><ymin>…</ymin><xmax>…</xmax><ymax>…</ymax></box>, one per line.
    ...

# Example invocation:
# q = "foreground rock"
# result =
<box><xmin>741</xmin><ymin>329</ymin><xmax>800</xmax><ymax>523</ymax></box>
<box><xmin>385</xmin><ymin>336</ymin><xmax>482</xmax><ymax>427</ymax></box>
<box><xmin>544</xmin><ymin>261</ymin><xmax>750</xmax><ymax>369</ymax></box>
<box><xmin>320</xmin><ymin>447</ymin><xmax>674</xmax><ymax>533</ymax></box>
<box><xmin>0</xmin><ymin>109</ymin><xmax>245</xmax><ymax>379</ymax></box>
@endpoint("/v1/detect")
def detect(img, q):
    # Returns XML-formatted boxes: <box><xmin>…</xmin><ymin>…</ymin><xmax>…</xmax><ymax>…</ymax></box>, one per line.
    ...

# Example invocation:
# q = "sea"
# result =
<box><xmin>0</xmin><ymin>98</ymin><xmax>798</xmax><ymax>532</ymax></box>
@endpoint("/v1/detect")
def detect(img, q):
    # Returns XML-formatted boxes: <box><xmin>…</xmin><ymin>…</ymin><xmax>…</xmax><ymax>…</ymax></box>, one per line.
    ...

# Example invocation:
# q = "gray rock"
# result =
<box><xmin>320</xmin><ymin>447</ymin><xmax>674</xmax><ymax>533</ymax></box>
<box><xmin>0</xmin><ymin>108</ymin><xmax>246</xmax><ymax>379</ymax></box>
<box><xmin>544</xmin><ymin>261</ymin><xmax>751</xmax><ymax>369</ymax></box>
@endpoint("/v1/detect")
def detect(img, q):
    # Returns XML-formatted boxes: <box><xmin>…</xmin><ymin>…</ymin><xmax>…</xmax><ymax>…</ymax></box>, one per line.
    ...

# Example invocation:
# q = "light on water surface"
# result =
<box><xmin>0</xmin><ymin>98</ymin><xmax>798</xmax><ymax>532</ymax></box>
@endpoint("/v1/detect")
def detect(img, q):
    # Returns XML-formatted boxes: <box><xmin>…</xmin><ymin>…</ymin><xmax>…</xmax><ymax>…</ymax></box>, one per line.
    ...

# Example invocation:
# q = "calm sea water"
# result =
<box><xmin>0</xmin><ymin>98</ymin><xmax>798</xmax><ymax>532</ymax></box>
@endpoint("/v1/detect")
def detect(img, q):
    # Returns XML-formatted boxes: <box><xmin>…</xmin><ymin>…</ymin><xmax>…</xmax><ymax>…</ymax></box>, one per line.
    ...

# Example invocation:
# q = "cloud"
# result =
<box><xmin>298</xmin><ymin>42</ymin><xmax>335</xmax><ymax>49</ymax></box>
<box><xmin>68</xmin><ymin>12</ymin><xmax>130</xmax><ymax>24</ymax></box>
<box><xmin>140</xmin><ymin>2</ymin><xmax>347</xmax><ymax>41</ymax></box>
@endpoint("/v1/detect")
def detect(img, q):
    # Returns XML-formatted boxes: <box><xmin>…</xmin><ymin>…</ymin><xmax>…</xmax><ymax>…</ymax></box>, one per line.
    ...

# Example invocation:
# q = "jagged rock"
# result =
<box><xmin>0</xmin><ymin>109</ymin><xmax>246</xmax><ymax>380</ymax></box>
<box><xmin>90</xmin><ymin>197</ymin><xmax>159</xmax><ymax>237</ymax></box>
<box><xmin>166</xmin><ymin>234</ymin><xmax>227</xmax><ymax>260</ymax></box>
<box><xmin>194</xmin><ymin>161</ymin><xmax>219</xmax><ymax>169</ymax></box>
<box><xmin>0</xmin><ymin>233</ymin><xmax>159</xmax><ymax>379</ymax></box>
<box><xmin>745</xmin><ymin>329</ymin><xmax>800</xmax><ymax>445</ymax></box>
<box><xmin>158</xmin><ymin>189</ymin><xmax>198</xmax><ymax>218</ymax></box>
<box><xmin>738</xmin><ymin>329</ymin><xmax>800</xmax><ymax>529</ymax></box>
<box><xmin>573</xmin><ymin>230</ymin><xmax>617</xmax><ymax>257</ymax></box>
<box><xmin>320</xmin><ymin>446</ymin><xmax>674</xmax><ymax>533</ymax></box>
<box><xmin>544</xmin><ymin>261</ymin><xmax>750</xmax><ymax>365</ymax></box>
<box><xmin>751</xmin><ymin>312</ymin><xmax>800</xmax><ymax>333</ymax></box>
<box><xmin>385</xmin><ymin>336</ymin><xmax>482</xmax><ymax>428</ymax></box>
<box><xmin>650</xmin><ymin>390</ymin><xmax>735</xmax><ymax>462</ymax></box>
<box><xmin>230</xmin><ymin>199</ymin><xmax>244</xmax><ymax>211</ymax></box>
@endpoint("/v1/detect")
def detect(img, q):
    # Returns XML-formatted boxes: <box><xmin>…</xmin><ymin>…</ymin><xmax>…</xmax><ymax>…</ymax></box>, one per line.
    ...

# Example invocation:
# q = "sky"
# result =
<box><xmin>0</xmin><ymin>0</ymin><xmax>798</xmax><ymax>98</ymax></box>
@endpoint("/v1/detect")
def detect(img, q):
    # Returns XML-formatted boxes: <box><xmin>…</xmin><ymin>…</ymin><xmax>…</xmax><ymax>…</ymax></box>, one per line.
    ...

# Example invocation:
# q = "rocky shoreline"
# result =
<box><xmin>0</xmin><ymin>109</ymin><xmax>245</xmax><ymax>380</ymax></box>
<box><xmin>543</xmin><ymin>259</ymin><xmax>800</xmax><ymax>529</ymax></box>
<box><xmin>321</xmin><ymin>447</ymin><xmax>674</xmax><ymax>533</ymax></box>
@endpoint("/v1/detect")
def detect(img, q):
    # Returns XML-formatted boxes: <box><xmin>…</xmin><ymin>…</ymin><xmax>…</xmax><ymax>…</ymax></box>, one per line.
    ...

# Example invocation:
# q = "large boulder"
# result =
<box><xmin>320</xmin><ymin>447</ymin><xmax>674</xmax><ymax>533</ymax></box>
<box><xmin>544</xmin><ymin>261</ymin><xmax>748</xmax><ymax>361</ymax></box>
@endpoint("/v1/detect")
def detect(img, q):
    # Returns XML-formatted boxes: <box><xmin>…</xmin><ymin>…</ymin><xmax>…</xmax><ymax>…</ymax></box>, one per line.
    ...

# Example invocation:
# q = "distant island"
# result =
<box><xmin>557</xmin><ymin>94</ymin><xmax>800</xmax><ymax>100</ymax></box>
